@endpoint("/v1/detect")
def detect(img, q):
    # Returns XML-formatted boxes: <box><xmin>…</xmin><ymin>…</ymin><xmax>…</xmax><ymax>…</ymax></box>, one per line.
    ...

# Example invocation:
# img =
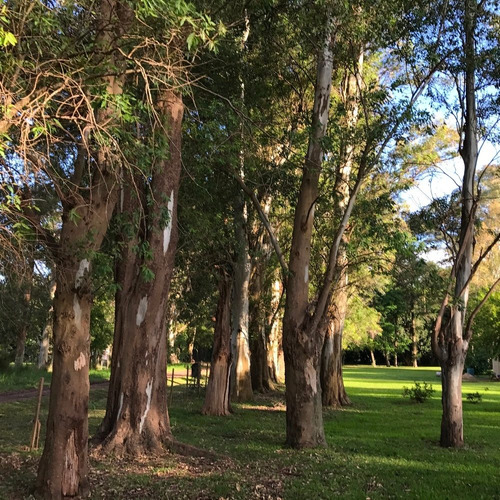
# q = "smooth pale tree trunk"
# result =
<box><xmin>283</xmin><ymin>11</ymin><xmax>335</xmax><ymax>448</ymax></box>
<box><xmin>95</xmin><ymin>90</ymin><xmax>183</xmax><ymax>455</ymax></box>
<box><xmin>15</xmin><ymin>260</ymin><xmax>34</xmax><ymax>366</ymax></box>
<box><xmin>433</xmin><ymin>0</ymin><xmax>477</xmax><ymax>449</ymax></box>
<box><xmin>370</xmin><ymin>350</ymin><xmax>376</xmax><ymax>367</ymax></box>
<box><xmin>202</xmin><ymin>272</ymin><xmax>233</xmax><ymax>416</ymax></box>
<box><xmin>38</xmin><ymin>281</ymin><xmax>56</xmax><ymax>369</ymax></box>
<box><xmin>320</xmin><ymin>51</ymin><xmax>361</xmax><ymax>407</ymax></box>
<box><xmin>268</xmin><ymin>278</ymin><xmax>284</xmax><ymax>383</ymax></box>
<box><xmin>231</xmin><ymin>13</ymin><xmax>253</xmax><ymax>402</ymax></box>
<box><xmin>411</xmin><ymin>311</ymin><xmax>418</xmax><ymax>368</ymax></box>
<box><xmin>231</xmin><ymin>220</ymin><xmax>253</xmax><ymax>401</ymax></box>
<box><xmin>321</xmin><ymin>285</ymin><xmax>350</xmax><ymax>407</ymax></box>
<box><xmin>250</xmin><ymin>198</ymin><xmax>274</xmax><ymax>393</ymax></box>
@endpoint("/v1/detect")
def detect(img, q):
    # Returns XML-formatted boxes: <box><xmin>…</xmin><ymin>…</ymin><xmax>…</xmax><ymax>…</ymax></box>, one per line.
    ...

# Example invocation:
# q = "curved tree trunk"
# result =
<box><xmin>433</xmin><ymin>0</ymin><xmax>477</xmax><ymax>449</ymax></box>
<box><xmin>95</xmin><ymin>90</ymin><xmax>183</xmax><ymax>455</ymax></box>
<box><xmin>202</xmin><ymin>272</ymin><xmax>233</xmax><ymax>416</ymax></box>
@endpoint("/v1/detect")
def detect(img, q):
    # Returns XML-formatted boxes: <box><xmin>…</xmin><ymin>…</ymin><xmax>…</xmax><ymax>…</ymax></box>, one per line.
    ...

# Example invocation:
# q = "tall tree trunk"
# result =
<box><xmin>231</xmin><ymin>12</ymin><xmax>253</xmax><ymax>402</ymax></box>
<box><xmin>202</xmin><ymin>271</ymin><xmax>233</xmax><ymax>416</ymax></box>
<box><xmin>283</xmin><ymin>11</ymin><xmax>335</xmax><ymax>448</ymax></box>
<box><xmin>411</xmin><ymin>311</ymin><xmax>418</xmax><ymax>368</ymax></box>
<box><xmin>95</xmin><ymin>90</ymin><xmax>183</xmax><ymax>455</ymax></box>
<box><xmin>36</xmin><ymin>2</ymin><xmax>131</xmax><ymax>496</ymax></box>
<box><xmin>268</xmin><ymin>278</ymin><xmax>283</xmax><ymax>384</ymax></box>
<box><xmin>36</xmin><ymin>201</ymin><xmax>117</xmax><ymax>498</ymax></box>
<box><xmin>38</xmin><ymin>281</ymin><xmax>56</xmax><ymax>369</ymax></box>
<box><xmin>15</xmin><ymin>260</ymin><xmax>34</xmax><ymax>366</ymax></box>
<box><xmin>231</xmin><ymin>219</ymin><xmax>253</xmax><ymax>400</ymax></box>
<box><xmin>320</xmin><ymin>48</ymin><xmax>361</xmax><ymax>407</ymax></box>
<box><xmin>433</xmin><ymin>0</ymin><xmax>477</xmax><ymax>449</ymax></box>
<box><xmin>370</xmin><ymin>349</ymin><xmax>376</xmax><ymax>367</ymax></box>
<box><xmin>321</xmin><ymin>279</ymin><xmax>351</xmax><ymax>407</ymax></box>
<box><xmin>250</xmin><ymin>197</ymin><xmax>274</xmax><ymax>393</ymax></box>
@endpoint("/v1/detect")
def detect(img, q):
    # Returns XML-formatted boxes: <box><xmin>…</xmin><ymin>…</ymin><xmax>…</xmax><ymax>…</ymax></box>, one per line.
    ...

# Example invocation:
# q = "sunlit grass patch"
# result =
<box><xmin>0</xmin><ymin>365</ymin><xmax>499</xmax><ymax>499</ymax></box>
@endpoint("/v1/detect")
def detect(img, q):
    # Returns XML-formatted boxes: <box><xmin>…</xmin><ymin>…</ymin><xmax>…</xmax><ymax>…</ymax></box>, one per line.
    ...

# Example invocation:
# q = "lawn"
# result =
<box><xmin>0</xmin><ymin>364</ymin><xmax>111</xmax><ymax>393</ymax></box>
<box><xmin>0</xmin><ymin>366</ymin><xmax>499</xmax><ymax>499</ymax></box>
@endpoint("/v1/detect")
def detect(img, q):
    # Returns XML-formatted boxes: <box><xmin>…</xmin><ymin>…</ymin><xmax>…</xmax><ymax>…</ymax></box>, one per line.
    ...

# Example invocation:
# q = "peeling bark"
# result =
<box><xmin>433</xmin><ymin>0</ymin><xmax>478</xmax><ymax>449</ymax></box>
<box><xmin>95</xmin><ymin>90</ymin><xmax>183</xmax><ymax>456</ymax></box>
<box><xmin>283</xmin><ymin>10</ymin><xmax>335</xmax><ymax>448</ymax></box>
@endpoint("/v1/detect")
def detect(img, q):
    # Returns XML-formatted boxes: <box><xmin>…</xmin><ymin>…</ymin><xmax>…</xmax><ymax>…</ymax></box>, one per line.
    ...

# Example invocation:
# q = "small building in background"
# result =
<box><xmin>493</xmin><ymin>359</ymin><xmax>500</xmax><ymax>377</ymax></box>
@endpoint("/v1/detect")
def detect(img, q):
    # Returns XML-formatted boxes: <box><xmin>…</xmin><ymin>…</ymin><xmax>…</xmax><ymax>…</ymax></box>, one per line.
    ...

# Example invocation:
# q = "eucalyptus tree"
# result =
<box><xmin>0</xmin><ymin>1</ymin><xmax>136</xmax><ymax>495</ymax></box>
<box><xmin>0</xmin><ymin>0</ymin><xmax>216</xmax><ymax>495</ymax></box>
<box><xmin>91</xmin><ymin>0</ymin><xmax>222</xmax><ymax>455</ymax></box>
<box><xmin>278</xmin><ymin>0</ymin><xmax>442</xmax><ymax>446</ymax></box>
<box><xmin>426</xmin><ymin>0</ymin><xmax>500</xmax><ymax>447</ymax></box>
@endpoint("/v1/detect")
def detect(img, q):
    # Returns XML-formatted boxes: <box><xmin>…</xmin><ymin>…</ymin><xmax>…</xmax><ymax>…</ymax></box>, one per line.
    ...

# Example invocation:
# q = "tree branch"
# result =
<box><xmin>231</xmin><ymin>170</ymin><xmax>289</xmax><ymax>283</ymax></box>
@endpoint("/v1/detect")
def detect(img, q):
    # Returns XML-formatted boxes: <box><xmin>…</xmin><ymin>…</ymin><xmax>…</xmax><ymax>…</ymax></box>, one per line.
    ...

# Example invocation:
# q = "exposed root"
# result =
<box><xmin>165</xmin><ymin>438</ymin><xmax>219</xmax><ymax>460</ymax></box>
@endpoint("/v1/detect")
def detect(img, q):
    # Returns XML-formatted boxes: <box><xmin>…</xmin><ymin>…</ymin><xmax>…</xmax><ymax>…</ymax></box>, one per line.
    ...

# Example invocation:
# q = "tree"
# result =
<box><xmin>431</xmin><ymin>0</ymin><xmax>500</xmax><ymax>448</ymax></box>
<box><xmin>202</xmin><ymin>268</ymin><xmax>233</xmax><ymax>415</ymax></box>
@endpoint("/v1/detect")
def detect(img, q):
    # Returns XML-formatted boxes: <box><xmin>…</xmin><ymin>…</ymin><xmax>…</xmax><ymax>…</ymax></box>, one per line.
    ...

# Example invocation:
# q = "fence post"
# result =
<box><xmin>169</xmin><ymin>368</ymin><xmax>174</xmax><ymax>406</ymax></box>
<box><xmin>30</xmin><ymin>377</ymin><xmax>44</xmax><ymax>450</ymax></box>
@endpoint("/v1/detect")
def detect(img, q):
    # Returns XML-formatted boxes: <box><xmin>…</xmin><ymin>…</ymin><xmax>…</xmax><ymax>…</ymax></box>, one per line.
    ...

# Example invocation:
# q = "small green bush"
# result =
<box><xmin>466</xmin><ymin>392</ymin><xmax>482</xmax><ymax>404</ymax></box>
<box><xmin>402</xmin><ymin>381</ymin><xmax>434</xmax><ymax>403</ymax></box>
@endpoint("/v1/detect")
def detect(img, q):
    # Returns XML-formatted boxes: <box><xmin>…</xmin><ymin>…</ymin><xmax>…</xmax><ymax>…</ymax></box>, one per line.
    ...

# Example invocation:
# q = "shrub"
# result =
<box><xmin>402</xmin><ymin>381</ymin><xmax>434</xmax><ymax>403</ymax></box>
<box><xmin>466</xmin><ymin>392</ymin><xmax>482</xmax><ymax>404</ymax></box>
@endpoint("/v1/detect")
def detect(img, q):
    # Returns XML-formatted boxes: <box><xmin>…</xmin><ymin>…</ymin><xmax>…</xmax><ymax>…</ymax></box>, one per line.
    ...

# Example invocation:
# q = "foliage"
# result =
<box><xmin>343</xmin><ymin>295</ymin><xmax>382</xmax><ymax>349</ymax></box>
<box><xmin>402</xmin><ymin>381</ymin><xmax>435</xmax><ymax>403</ymax></box>
<box><xmin>466</xmin><ymin>392</ymin><xmax>482</xmax><ymax>404</ymax></box>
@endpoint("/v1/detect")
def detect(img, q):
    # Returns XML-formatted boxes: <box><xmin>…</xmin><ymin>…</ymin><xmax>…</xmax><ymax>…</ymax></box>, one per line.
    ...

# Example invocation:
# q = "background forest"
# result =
<box><xmin>0</xmin><ymin>0</ymin><xmax>499</xmax><ymax>498</ymax></box>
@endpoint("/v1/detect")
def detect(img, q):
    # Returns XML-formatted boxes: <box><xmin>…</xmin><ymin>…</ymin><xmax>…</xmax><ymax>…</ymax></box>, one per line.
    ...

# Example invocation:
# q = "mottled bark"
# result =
<box><xmin>283</xmin><ymin>11</ymin><xmax>335</xmax><ymax>448</ymax></box>
<box><xmin>250</xmin><ymin>199</ymin><xmax>274</xmax><ymax>393</ymax></box>
<box><xmin>321</xmin><ymin>292</ymin><xmax>350</xmax><ymax>407</ymax></box>
<box><xmin>37</xmin><ymin>211</ymin><xmax>115</xmax><ymax>498</ymax></box>
<box><xmin>36</xmin><ymin>3</ymin><xmax>133</xmax><ymax>494</ymax></box>
<box><xmin>38</xmin><ymin>282</ymin><xmax>56</xmax><ymax>369</ymax></box>
<box><xmin>95</xmin><ymin>91</ymin><xmax>183</xmax><ymax>455</ymax></box>
<box><xmin>203</xmin><ymin>272</ymin><xmax>233</xmax><ymax>416</ymax></box>
<box><xmin>230</xmin><ymin>12</ymin><xmax>253</xmax><ymax>402</ymax></box>
<box><xmin>268</xmin><ymin>278</ymin><xmax>284</xmax><ymax>383</ymax></box>
<box><xmin>432</xmin><ymin>0</ymin><xmax>478</xmax><ymax>449</ymax></box>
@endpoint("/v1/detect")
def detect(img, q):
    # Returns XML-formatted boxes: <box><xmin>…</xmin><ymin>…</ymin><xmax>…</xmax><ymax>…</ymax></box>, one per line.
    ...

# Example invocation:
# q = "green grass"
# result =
<box><xmin>0</xmin><ymin>364</ymin><xmax>111</xmax><ymax>393</ymax></box>
<box><xmin>1</xmin><ymin>366</ymin><xmax>499</xmax><ymax>499</ymax></box>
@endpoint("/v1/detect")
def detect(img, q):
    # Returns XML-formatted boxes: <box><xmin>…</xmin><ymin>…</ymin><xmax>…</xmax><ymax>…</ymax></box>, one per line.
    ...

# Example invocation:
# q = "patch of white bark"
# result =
<box><xmin>139</xmin><ymin>380</ymin><xmax>153</xmax><ymax>434</ymax></box>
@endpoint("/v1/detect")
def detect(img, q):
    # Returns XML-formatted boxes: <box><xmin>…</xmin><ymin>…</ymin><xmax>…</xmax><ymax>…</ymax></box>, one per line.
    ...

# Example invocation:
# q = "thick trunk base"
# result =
<box><xmin>36</xmin><ymin>284</ymin><xmax>91</xmax><ymax>499</ymax></box>
<box><xmin>440</xmin><ymin>360</ymin><xmax>464</xmax><ymax>448</ymax></box>
<box><xmin>202</xmin><ymin>273</ymin><xmax>232</xmax><ymax>416</ymax></box>
<box><xmin>321</xmin><ymin>336</ymin><xmax>350</xmax><ymax>407</ymax></box>
<box><xmin>284</xmin><ymin>325</ymin><xmax>326</xmax><ymax>449</ymax></box>
<box><xmin>202</xmin><ymin>359</ymin><xmax>232</xmax><ymax>416</ymax></box>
